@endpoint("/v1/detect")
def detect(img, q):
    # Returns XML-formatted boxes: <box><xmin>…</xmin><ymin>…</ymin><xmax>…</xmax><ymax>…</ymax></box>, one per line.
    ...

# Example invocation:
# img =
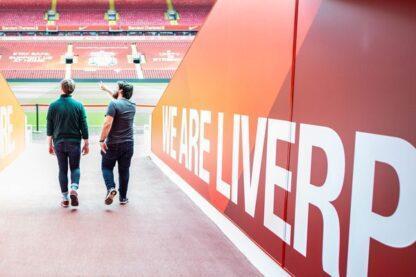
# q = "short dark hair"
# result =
<box><xmin>117</xmin><ymin>81</ymin><xmax>133</xmax><ymax>100</ymax></box>
<box><xmin>61</xmin><ymin>79</ymin><xmax>75</xmax><ymax>95</ymax></box>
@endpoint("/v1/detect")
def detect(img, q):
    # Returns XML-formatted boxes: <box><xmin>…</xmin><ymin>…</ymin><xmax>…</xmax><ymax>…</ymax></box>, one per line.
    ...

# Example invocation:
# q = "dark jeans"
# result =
<box><xmin>101</xmin><ymin>141</ymin><xmax>134</xmax><ymax>199</ymax></box>
<box><xmin>55</xmin><ymin>141</ymin><xmax>81</xmax><ymax>193</ymax></box>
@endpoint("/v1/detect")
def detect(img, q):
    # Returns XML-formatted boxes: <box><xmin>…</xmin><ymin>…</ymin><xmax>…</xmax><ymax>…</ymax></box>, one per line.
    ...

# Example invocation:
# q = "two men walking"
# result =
<box><xmin>46</xmin><ymin>79</ymin><xmax>136</xmax><ymax>207</ymax></box>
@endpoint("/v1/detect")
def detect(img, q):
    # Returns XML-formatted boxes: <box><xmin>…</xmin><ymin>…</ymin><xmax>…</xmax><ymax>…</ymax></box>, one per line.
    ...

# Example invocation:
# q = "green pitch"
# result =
<box><xmin>24</xmin><ymin>110</ymin><xmax>150</xmax><ymax>129</ymax></box>
<box><xmin>10</xmin><ymin>81</ymin><xmax>167</xmax><ymax>129</ymax></box>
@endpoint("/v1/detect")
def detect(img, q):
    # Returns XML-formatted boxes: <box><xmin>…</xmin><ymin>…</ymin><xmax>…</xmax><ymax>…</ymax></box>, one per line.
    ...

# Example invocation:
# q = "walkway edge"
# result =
<box><xmin>150</xmin><ymin>153</ymin><xmax>289</xmax><ymax>277</ymax></box>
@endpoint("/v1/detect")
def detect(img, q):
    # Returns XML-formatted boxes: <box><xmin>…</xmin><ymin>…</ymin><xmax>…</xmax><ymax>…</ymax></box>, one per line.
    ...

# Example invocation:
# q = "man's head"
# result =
<box><xmin>116</xmin><ymin>81</ymin><xmax>134</xmax><ymax>100</ymax></box>
<box><xmin>61</xmin><ymin>79</ymin><xmax>76</xmax><ymax>95</ymax></box>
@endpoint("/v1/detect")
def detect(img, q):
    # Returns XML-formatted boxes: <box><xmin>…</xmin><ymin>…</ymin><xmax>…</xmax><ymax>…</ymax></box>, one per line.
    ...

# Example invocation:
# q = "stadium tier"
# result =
<box><xmin>71</xmin><ymin>41</ymin><xmax>136</xmax><ymax>79</ymax></box>
<box><xmin>0</xmin><ymin>0</ymin><xmax>50</xmax><ymax>28</ymax></box>
<box><xmin>116</xmin><ymin>9</ymin><xmax>168</xmax><ymax>27</ymax></box>
<box><xmin>0</xmin><ymin>10</ymin><xmax>46</xmax><ymax>27</ymax></box>
<box><xmin>0</xmin><ymin>41</ymin><xmax>66</xmax><ymax>79</ymax></box>
<box><xmin>172</xmin><ymin>0</ymin><xmax>215</xmax><ymax>26</ymax></box>
<box><xmin>0</xmin><ymin>0</ymin><xmax>51</xmax><ymax>9</ymax></box>
<box><xmin>114</xmin><ymin>0</ymin><xmax>173</xmax><ymax>27</ymax></box>
<box><xmin>0</xmin><ymin>38</ymin><xmax>192</xmax><ymax>80</ymax></box>
<box><xmin>136</xmin><ymin>40</ymin><xmax>191</xmax><ymax>79</ymax></box>
<box><xmin>175</xmin><ymin>7</ymin><xmax>212</xmax><ymax>25</ymax></box>
<box><xmin>0</xmin><ymin>0</ymin><xmax>215</xmax><ymax>31</ymax></box>
<box><xmin>57</xmin><ymin>0</ymin><xmax>108</xmax><ymax>26</ymax></box>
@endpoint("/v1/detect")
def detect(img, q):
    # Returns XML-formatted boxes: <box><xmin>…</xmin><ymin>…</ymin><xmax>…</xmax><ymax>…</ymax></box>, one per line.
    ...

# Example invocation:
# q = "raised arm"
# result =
<box><xmin>99</xmin><ymin>81</ymin><xmax>117</xmax><ymax>99</ymax></box>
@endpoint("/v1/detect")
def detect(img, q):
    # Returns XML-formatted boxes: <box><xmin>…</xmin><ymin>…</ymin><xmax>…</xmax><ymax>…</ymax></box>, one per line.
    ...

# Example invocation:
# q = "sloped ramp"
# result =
<box><xmin>0</xmin><ymin>141</ymin><xmax>259</xmax><ymax>276</ymax></box>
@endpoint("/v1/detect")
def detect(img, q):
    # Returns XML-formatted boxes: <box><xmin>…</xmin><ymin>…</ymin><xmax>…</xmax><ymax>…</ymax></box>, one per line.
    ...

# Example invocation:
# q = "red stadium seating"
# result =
<box><xmin>172</xmin><ymin>0</ymin><xmax>215</xmax><ymax>4</ymax></box>
<box><xmin>57</xmin><ymin>0</ymin><xmax>108</xmax><ymax>26</ymax></box>
<box><xmin>0</xmin><ymin>38</ymin><xmax>192</xmax><ymax>80</ymax></box>
<box><xmin>0</xmin><ymin>0</ymin><xmax>215</xmax><ymax>29</ymax></box>
<box><xmin>0</xmin><ymin>41</ymin><xmax>67</xmax><ymax>79</ymax></box>
<box><xmin>116</xmin><ymin>9</ymin><xmax>167</xmax><ymax>26</ymax></box>
<box><xmin>176</xmin><ymin>7</ymin><xmax>212</xmax><ymax>25</ymax></box>
<box><xmin>0</xmin><ymin>10</ymin><xmax>46</xmax><ymax>27</ymax></box>
<box><xmin>72</xmin><ymin>69</ymin><xmax>137</xmax><ymax>79</ymax></box>
<box><xmin>142</xmin><ymin>69</ymin><xmax>175</xmax><ymax>79</ymax></box>
<box><xmin>0</xmin><ymin>1</ymin><xmax>50</xmax><ymax>27</ymax></box>
<box><xmin>115</xmin><ymin>0</ymin><xmax>215</xmax><ymax>27</ymax></box>
<box><xmin>0</xmin><ymin>69</ymin><xmax>66</xmax><ymax>79</ymax></box>
<box><xmin>137</xmin><ymin>40</ymin><xmax>191</xmax><ymax>70</ymax></box>
<box><xmin>138</xmin><ymin>40</ymin><xmax>191</xmax><ymax>79</ymax></box>
<box><xmin>0</xmin><ymin>0</ymin><xmax>51</xmax><ymax>8</ymax></box>
<box><xmin>71</xmin><ymin>41</ymin><xmax>137</xmax><ymax>79</ymax></box>
<box><xmin>173</xmin><ymin>0</ymin><xmax>215</xmax><ymax>26</ymax></box>
<box><xmin>116</xmin><ymin>0</ymin><xmax>167</xmax><ymax>26</ymax></box>
<box><xmin>116</xmin><ymin>0</ymin><xmax>167</xmax><ymax>8</ymax></box>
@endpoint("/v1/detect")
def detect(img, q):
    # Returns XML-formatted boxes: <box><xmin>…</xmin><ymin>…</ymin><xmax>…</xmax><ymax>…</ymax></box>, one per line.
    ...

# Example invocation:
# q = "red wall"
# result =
<box><xmin>151</xmin><ymin>0</ymin><xmax>416</xmax><ymax>275</ymax></box>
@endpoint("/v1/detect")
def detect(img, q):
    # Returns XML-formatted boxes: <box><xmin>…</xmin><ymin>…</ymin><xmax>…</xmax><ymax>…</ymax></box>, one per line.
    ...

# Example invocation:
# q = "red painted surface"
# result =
<box><xmin>151</xmin><ymin>0</ymin><xmax>415</xmax><ymax>275</ymax></box>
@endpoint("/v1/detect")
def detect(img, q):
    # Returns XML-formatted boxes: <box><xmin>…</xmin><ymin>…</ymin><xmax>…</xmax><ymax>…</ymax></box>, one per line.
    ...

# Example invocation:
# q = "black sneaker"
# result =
<box><xmin>70</xmin><ymin>189</ymin><xmax>79</xmax><ymax>207</ymax></box>
<box><xmin>119</xmin><ymin>198</ymin><xmax>129</xmax><ymax>205</ymax></box>
<box><xmin>105</xmin><ymin>188</ymin><xmax>117</xmax><ymax>205</ymax></box>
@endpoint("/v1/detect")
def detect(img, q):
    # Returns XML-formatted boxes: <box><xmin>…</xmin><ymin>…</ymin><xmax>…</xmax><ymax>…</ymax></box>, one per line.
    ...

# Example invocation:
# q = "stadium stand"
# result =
<box><xmin>0</xmin><ymin>37</ymin><xmax>192</xmax><ymax>80</ymax></box>
<box><xmin>173</xmin><ymin>0</ymin><xmax>215</xmax><ymax>25</ymax></box>
<box><xmin>0</xmin><ymin>0</ymin><xmax>50</xmax><ymax>8</ymax></box>
<box><xmin>0</xmin><ymin>41</ymin><xmax>66</xmax><ymax>79</ymax></box>
<box><xmin>71</xmin><ymin>41</ymin><xmax>137</xmax><ymax>79</ymax></box>
<box><xmin>56</xmin><ymin>0</ymin><xmax>108</xmax><ymax>26</ymax></box>
<box><xmin>142</xmin><ymin>69</ymin><xmax>175</xmax><ymax>79</ymax></box>
<box><xmin>0</xmin><ymin>1</ymin><xmax>50</xmax><ymax>27</ymax></box>
<box><xmin>115</xmin><ymin>0</ymin><xmax>168</xmax><ymax>27</ymax></box>
<box><xmin>136</xmin><ymin>40</ymin><xmax>191</xmax><ymax>79</ymax></box>
<box><xmin>0</xmin><ymin>0</ymin><xmax>211</xmax><ymax>79</ymax></box>
<box><xmin>72</xmin><ymin>69</ymin><xmax>137</xmax><ymax>79</ymax></box>
<box><xmin>0</xmin><ymin>0</ymin><xmax>215</xmax><ymax>30</ymax></box>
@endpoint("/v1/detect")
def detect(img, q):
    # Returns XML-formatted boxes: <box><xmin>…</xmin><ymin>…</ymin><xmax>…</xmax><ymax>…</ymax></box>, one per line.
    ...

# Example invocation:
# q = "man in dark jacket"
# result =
<box><xmin>99</xmin><ymin>81</ymin><xmax>136</xmax><ymax>205</ymax></box>
<box><xmin>47</xmin><ymin>79</ymin><xmax>89</xmax><ymax>208</ymax></box>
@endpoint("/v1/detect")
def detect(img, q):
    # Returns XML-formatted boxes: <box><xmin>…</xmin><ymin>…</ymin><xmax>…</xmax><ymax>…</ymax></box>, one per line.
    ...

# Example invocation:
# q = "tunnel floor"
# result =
<box><xmin>0</xmin><ymin>139</ymin><xmax>259</xmax><ymax>276</ymax></box>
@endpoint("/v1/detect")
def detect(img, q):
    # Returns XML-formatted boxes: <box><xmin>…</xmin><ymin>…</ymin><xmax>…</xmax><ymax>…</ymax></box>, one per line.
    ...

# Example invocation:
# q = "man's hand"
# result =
<box><xmin>99</xmin><ymin>81</ymin><xmax>118</xmax><ymax>99</ymax></box>
<box><xmin>49</xmin><ymin>144</ymin><xmax>55</xmax><ymax>155</ymax></box>
<box><xmin>100</xmin><ymin>141</ymin><xmax>108</xmax><ymax>154</ymax></box>
<box><xmin>99</xmin><ymin>81</ymin><xmax>109</xmax><ymax>92</ymax></box>
<box><xmin>47</xmin><ymin>136</ymin><xmax>55</xmax><ymax>155</ymax></box>
<box><xmin>82</xmin><ymin>141</ymin><xmax>90</xmax><ymax>156</ymax></box>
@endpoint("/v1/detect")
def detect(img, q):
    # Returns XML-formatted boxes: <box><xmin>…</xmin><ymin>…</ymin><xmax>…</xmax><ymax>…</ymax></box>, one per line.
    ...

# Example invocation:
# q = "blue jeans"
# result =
<box><xmin>55</xmin><ymin>141</ymin><xmax>81</xmax><ymax>193</ymax></box>
<box><xmin>101</xmin><ymin>142</ymin><xmax>134</xmax><ymax>199</ymax></box>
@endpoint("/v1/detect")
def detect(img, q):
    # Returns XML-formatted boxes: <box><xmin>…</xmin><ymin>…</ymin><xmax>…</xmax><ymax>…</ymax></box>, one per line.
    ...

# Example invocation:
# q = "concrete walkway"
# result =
<box><xmin>0</xmin><ymin>139</ymin><xmax>259</xmax><ymax>276</ymax></box>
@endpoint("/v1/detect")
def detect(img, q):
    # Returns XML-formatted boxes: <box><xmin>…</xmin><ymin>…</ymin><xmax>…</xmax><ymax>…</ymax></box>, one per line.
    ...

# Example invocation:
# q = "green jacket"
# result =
<box><xmin>47</xmin><ymin>94</ymin><xmax>89</xmax><ymax>144</ymax></box>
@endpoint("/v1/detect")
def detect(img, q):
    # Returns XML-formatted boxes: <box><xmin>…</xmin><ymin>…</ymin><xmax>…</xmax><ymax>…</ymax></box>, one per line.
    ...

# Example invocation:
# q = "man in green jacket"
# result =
<box><xmin>47</xmin><ymin>79</ymin><xmax>89</xmax><ymax>208</ymax></box>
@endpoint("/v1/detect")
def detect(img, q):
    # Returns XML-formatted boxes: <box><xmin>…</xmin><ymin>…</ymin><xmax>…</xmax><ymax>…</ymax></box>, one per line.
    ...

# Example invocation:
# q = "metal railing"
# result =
<box><xmin>20</xmin><ymin>103</ymin><xmax>156</xmax><ymax>132</ymax></box>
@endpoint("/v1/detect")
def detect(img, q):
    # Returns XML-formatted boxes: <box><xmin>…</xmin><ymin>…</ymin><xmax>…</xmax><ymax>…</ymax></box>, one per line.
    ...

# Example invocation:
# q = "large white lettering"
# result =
<box><xmin>264</xmin><ymin>119</ymin><xmax>295</xmax><ymax>244</ymax></box>
<box><xmin>294</xmin><ymin>124</ymin><xmax>344</xmax><ymax>277</ymax></box>
<box><xmin>347</xmin><ymin>133</ymin><xmax>416</xmax><ymax>276</ymax></box>
<box><xmin>157</xmin><ymin>106</ymin><xmax>415</xmax><ymax>275</ymax></box>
